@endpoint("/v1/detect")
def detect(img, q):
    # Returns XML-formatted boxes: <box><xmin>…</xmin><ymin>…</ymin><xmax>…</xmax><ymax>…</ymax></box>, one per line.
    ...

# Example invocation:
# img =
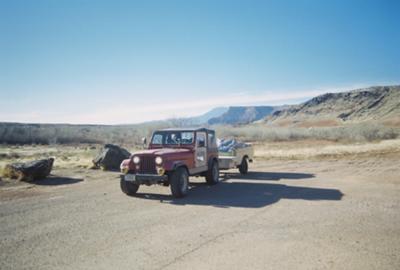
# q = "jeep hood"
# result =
<box><xmin>132</xmin><ymin>148</ymin><xmax>191</xmax><ymax>156</ymax></box>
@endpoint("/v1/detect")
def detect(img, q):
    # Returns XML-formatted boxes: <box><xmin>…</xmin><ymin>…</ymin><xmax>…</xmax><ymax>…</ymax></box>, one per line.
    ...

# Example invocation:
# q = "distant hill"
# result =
<box><xmin>2</xmin><ymin>85</ymin><xmax>399</xmax><ymax>145</ymax></box>
<box><xmin>266</xmin><ymin>85</ymin><xmax>400</xmax><ymax>126</ymax></box>
<box><xmin>208</xmin><ymin>106</ymin><xmax>276</xmax><ymax>125</ymax></box>
<box><xmin>187</xmin><ymin>107</ymin><xmax>228</xmax><ymax>124</ymax></box>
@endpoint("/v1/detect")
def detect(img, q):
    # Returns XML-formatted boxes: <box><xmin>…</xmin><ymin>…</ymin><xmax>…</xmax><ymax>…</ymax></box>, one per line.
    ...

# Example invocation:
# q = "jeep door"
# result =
<box><xmin>195</xmin><ymin>131</ymin><xmax>207</xmax><ymax>169</ymax></box>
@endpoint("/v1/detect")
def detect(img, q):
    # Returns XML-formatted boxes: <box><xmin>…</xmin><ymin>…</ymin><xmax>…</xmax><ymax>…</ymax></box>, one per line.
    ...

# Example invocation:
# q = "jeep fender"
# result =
<box><xmin>163</xmin><ymin>160</ymin><xmax>180</xmax><ymax>171</ymax></box>
<box><xmin>169</xmin><ymin>161</ymin><xmax>189</xmax><ymax>173</ymax></box>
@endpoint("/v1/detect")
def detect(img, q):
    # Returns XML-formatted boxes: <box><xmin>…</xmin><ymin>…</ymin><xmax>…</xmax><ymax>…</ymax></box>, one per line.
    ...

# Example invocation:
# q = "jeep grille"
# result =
<box><xmin>139</xmin><ymin>156</ymin><xmax>156</xmax><ymax>174</ymax></box>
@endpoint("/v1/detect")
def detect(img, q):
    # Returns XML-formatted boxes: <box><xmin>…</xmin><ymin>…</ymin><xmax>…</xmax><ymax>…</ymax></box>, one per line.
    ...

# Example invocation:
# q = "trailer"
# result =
<box><xmin>218</xmin><ymin>143</ymin><xmax>254</xmax><ymax>174</ymax></box>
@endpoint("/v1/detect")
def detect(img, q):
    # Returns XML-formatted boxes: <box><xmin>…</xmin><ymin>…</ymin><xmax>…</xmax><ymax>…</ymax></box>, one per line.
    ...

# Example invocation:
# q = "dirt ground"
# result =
<box><xmin>1</xmin><ymin>152</ymin><xmax>399</xmax><ymax>270</ymax></box>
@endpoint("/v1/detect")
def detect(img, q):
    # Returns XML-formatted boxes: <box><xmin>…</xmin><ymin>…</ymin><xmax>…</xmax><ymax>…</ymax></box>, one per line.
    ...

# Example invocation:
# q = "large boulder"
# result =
<box><xmin>2</xmin><ymin>158</ymin><xmax>54</xmax><ymax>182</ymax></box>
<box><xmin>92</xmin><ymin>144</ymin><xmax>131</xmax><ymax>171</ymax></box>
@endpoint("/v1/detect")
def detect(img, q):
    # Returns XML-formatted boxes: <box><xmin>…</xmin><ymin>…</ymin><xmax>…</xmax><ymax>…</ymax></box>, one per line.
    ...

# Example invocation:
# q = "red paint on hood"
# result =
<box><xmin>132</xmin><ymin>148</ymin><xmax>191</xmax><ymax>156</ymax></box>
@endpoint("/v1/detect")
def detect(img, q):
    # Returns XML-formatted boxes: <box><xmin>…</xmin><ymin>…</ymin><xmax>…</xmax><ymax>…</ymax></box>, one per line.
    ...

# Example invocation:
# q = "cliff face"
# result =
<box><xmin>267</xmin><ymin>85</ymin><xmax>400</xmax><ymax>124</ymax></box>
<box><xmin>208</xmin><ymin>106</ymin><xmax>275</xmax><ymax>125</ymax></box>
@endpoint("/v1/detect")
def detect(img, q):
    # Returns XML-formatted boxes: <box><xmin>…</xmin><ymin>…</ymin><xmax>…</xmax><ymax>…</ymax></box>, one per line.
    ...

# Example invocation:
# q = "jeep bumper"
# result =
<box><xmin>121</xmin><ymin>173</ymin><xmax>168</xmax><ymax>185</ymax></box>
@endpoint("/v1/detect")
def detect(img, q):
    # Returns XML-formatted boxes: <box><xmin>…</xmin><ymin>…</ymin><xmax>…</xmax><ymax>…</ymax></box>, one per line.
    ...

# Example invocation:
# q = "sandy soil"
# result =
<box><xmin>1</xmin><ymin>153</ymin><xmax>399</xmax><ymax>270</ymax></box>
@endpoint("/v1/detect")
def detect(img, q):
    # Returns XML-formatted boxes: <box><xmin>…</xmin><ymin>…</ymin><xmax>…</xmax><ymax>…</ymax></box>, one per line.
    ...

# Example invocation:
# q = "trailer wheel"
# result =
<box><xmin>170</xmin><ymin>167</ymin><xmax>189</xmax><ymax>198</ymax></box>
<box><xmin>206</xmin><ymin>160</ymin><xmax>219</xmax><ymax>185</ymax></box>
<box><xmin>162</xmin><ymin>181</ymin><xmax>170</xmax><ymax>187</ymax></box>
<box><xmin>239</xmin><ymin>157</ymin><xmax>248</xmax><ymax>175</ymax></box>
<box><xmin>120</xmin><ymin>179</ymin><xmax>140</xmax><ymax>196</ymax></box>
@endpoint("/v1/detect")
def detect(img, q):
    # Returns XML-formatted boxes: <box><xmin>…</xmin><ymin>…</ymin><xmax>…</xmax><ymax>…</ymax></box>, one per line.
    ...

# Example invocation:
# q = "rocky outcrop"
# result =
<box><xmin>92</xmin><ymin>144</ymin><xmax>131</xmax><ymax>171</ymax></box>
<box><xmin>208</xmin><ymin>106</ymin><xmax>276</xmax><ymax>125</ymax></box>
<box><xmin>3</xmin><ymin>158</ymin><xmax>54</xmax><ymax>181</ymax></box>
<box><xmin>266</xmin><ymin>85</ymin><xmax>400</xmax><ymax>124</ymax></box>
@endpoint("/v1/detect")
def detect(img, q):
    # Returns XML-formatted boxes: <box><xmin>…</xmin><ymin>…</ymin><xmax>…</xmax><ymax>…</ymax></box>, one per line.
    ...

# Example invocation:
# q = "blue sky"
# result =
<box><xmin>1</xmin><ymin>0</ymin><xmax>399</xmax><ymax>124</ymax></box>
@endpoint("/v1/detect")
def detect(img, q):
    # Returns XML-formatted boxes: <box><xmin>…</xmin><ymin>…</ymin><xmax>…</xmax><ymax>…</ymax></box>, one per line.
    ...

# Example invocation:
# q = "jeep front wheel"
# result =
<box><xmin>170</xmin><ymin>167</ymin><xmax>189</xmax><ymax>198</ymax></box>
<box><xmin>120</xmin><ymin>179</ymin><xmax>140</xmax><ymax>196</ymax></box>
<box><xmin>206</xmin><ymin>160</ymin><xmax>219</xmax><ymax>185</ymax></box>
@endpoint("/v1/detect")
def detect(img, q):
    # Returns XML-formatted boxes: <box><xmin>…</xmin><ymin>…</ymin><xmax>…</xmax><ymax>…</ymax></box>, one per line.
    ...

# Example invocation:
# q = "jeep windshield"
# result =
<box><xmin>151</xmin><ymin>131</ymin><xmax>194</xmax><ymax>145</ymax></box>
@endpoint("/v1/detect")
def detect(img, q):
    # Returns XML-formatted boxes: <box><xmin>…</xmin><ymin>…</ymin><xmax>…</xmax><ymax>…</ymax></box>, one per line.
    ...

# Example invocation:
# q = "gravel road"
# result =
<box><xmin>1</xmin><ymin>157</ymin><xmax>399</xmax><ymax>270</ymax></box>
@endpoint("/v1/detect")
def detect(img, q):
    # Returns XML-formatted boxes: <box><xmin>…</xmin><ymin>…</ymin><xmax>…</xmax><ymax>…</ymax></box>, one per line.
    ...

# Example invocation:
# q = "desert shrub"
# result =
<box><xmin>1</xmin><ymin>121</ymin><xmax>399</xmax><ymax>145</ymax></box>
<box><xmin>213</xmin><ymin>123</ymin><xmax>400</xmax><ymax>142</ymax></box>
<box><xmin>1</xmin><ymin>164</ymin><xmax>23</xmax><ymax>179</ymax></box>
<box><xmin>0</xmin><ymin>121</ymin><xmax>177</xmax><ymax>146</ymax></box>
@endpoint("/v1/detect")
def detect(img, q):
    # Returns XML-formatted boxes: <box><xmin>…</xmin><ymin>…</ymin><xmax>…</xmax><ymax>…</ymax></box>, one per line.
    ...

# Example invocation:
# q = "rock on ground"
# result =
<box><xmin>92</xmin><ymin>144</ymin><xmax>131</xmax><ymax>171</ymax></box>
<box><xmin>2</xmin><ymin>158</ymin><xmax>54</xmax><ymax>182</ymax></box>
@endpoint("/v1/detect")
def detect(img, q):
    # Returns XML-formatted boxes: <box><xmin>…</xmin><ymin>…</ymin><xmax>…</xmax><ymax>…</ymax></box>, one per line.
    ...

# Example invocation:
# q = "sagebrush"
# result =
<box><xmin>1</xmin><ymin>121</ymin><xmax>399</xmax><ymax>145</ymax></box>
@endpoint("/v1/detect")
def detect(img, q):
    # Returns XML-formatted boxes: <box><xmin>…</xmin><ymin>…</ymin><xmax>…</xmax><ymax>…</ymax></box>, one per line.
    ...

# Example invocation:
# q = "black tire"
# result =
<box><xmin>206</xmin><ymin>160</ymin><xmax>219</xmax><ymax>185</ymax></box>
<box><xmin>238</xmin><ymin>157</ymin><xmax>248</xmax><ymax>175</ymax></box>
<box><xmin>170</xmin><ymin>167</ymin><xmax>189</xmax><ymax>198</ymax></box>
<box><xmin>120</xmin><ymin>179</ymin><xmax>140</xmax><ymax>196</ymax></box>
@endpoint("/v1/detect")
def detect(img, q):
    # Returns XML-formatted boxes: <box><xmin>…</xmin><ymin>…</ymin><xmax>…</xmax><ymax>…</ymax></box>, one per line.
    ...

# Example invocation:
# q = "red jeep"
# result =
<box><xmin>120</xmin><ymin>128</ymin><xmax>219</xmax><ymax>198</ymax></box>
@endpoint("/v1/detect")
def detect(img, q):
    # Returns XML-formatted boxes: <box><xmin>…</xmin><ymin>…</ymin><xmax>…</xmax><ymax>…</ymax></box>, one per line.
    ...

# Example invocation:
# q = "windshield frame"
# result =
<box><xmin>150</xmin><ymin>131</ymin><xmax>195</xmax><ymax>146</ymax></box>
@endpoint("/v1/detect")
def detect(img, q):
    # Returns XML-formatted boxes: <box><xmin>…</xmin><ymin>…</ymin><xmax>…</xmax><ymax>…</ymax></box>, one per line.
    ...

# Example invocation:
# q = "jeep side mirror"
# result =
<box><xmin>141</xmin><ymin>137</ymin><xmax>147</xmax><ymax>148</ymax></box>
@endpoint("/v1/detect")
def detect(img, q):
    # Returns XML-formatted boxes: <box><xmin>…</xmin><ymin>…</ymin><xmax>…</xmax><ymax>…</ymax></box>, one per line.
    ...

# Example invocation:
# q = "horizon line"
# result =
<box><xmin>1</xmin><ymin>83</ymin><xmax>398</xmax><ymax>125</ymax></box>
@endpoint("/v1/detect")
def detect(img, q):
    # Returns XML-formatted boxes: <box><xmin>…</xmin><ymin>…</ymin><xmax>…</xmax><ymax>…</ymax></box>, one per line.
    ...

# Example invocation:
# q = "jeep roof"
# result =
<box><xmin>158</xmin><ymin>127</ymin><xmax>214</xmax><ymax>133</ymax></box>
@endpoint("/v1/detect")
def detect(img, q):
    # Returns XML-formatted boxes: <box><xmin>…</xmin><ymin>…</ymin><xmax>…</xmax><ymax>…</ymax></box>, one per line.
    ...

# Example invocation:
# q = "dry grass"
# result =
<box><xmin>1</xmin><ymin>139</ymin><xmax>400</xmax><ymax>175</ymax></box>
<box><xmin>266</xmin><ymin>117</ymin><xmax>342</xmax><ymax>128</ymax></box>
<box><xmin>254</xmin><ymin>139</ymin><xmax>400</xmax><ymax>160</ymax></box>
<box><xmin>295</xmin><ymin>119</ymin><xmax>341</xmax><ymax>128</ymax></box>
<box><xmin>382</xmin><ymin>116</ymin><xmax>400</xmax><ymax>127</ymax></box>
<box><xmin>214</xmin><ymin>122</ymin><xmax>400</xmax><ymax>143</ymax></box>
<box><xmin>0</xmin><ymin>144</ymin><xmax>137</xmax><ymax>173</ymax></box>
<box><xmin>1</xmin><ymin>164</ymin><xmax>21</xmax><ymax>179</ymax></box>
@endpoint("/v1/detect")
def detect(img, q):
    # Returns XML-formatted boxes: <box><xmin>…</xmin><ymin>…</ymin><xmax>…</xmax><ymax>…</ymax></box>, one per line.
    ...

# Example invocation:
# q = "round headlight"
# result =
<box><xmin>133</xmin><ymin>156</ymin><xmax>140</xmax><ymax>164</ymax></box>
<box><xmin>155</xmin><ymin>156</ymin><xmax>163</xmax><ymax>165</ymax></box>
